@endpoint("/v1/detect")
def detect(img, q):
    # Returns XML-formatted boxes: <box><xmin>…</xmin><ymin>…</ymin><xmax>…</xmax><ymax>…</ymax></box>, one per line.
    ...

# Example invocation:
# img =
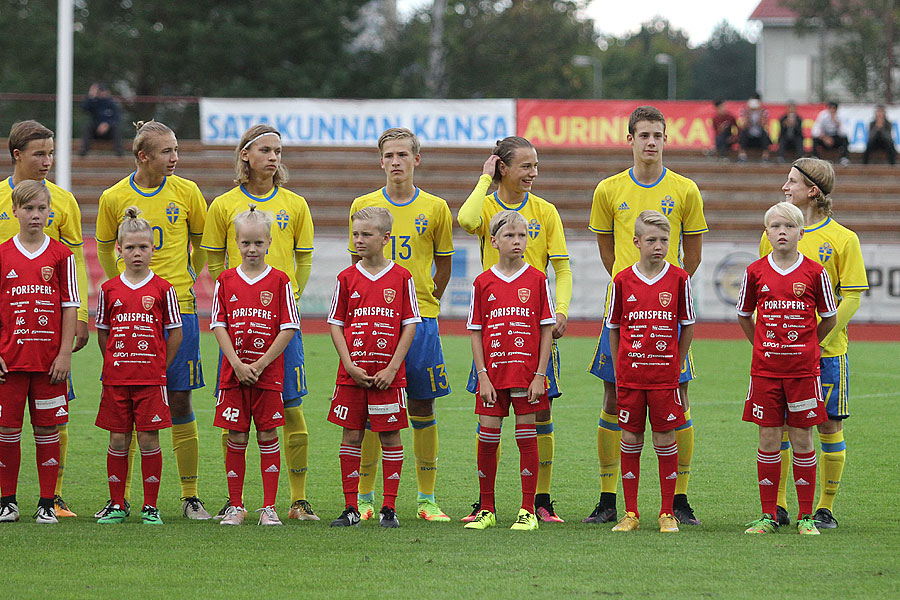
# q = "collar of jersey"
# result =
<box><xmin>7</xmin><ymin>176</ymin><xmax>47</xmax><ymax>189</ymax></box>
<box><xmin>631</xmin><ymin>261</ymin><xmax>670</xmax><ymax>285</ymax></box>
<box><xmin>489</xmin><ymin>262</ymin><xmax>529</xmax><ymax>283</ymax></box>
<box><xmin>240</xmin><ymin>184</ymin><xmax>278</xmax><ymax>202</ymax></box>
<box><xmin>628</xmin><ymin>167</ymin><xmax>667</xmax><ymax>189</ymax></box>
<box><xmin>237</xmin><ymin>264</ymin><xmax>272</xmax><ymax>285</ymax></box>
<box><xmin>129</xmin><ymin>172</ymin><xmax>166</xmax><ymax>197</ymax></box>
<box><xmin>493</xmin><ymin>191</ymin><xmax>528</xmax><ymax>211</ymax></box>
<box><xmin>13</xmin><ymin>233</ymin><xmax>50</xmax><ymax>259</ymax></box>
<box><xmin>381</xmin><ymin>187</ymin><xmax>419</xmax><ymax>207</ymax></box>
<box><xmin>767</xmin><ymin>252</ymin><xmax>803</xmax><ymax>275</ymax></box>
<box><xmin>355</xmin><ymin>260</ymin><xmax>394</xmax><ymax>281</ymax></box>
<box><xmin>119</xmin><ymin>270</ymin><xmax>155</xmax><ymax>290</ymax></box>
<box><xmin>805</xmin><ymin>217</ymin><xmax>831</xmax><ymax>232</ymax></box>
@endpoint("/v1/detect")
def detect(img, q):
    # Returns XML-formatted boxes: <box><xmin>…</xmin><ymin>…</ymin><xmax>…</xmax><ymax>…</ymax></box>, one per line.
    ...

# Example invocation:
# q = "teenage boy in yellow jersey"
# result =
<box><xmin>585</xmin><ymin>106</ymin><xmax>708</xmax><ymax>526</ymax></box>
<box><xmin>201</xmin><ymin>124</ymin><xmax>317</xmax><ymax>521</ymax></box>
<box><xmin>0</xmin><ymin>120</ymin><xmax>90</xmax><ymax>518</ymax></box>
<box><xmin>349</xmin><ymin>128</ymin><xmax>454</xmax><ymax>522</ymax></box>
<box><xmin>458</xmin><ymin>136</ymin><xmax>572</xmax><ymax>523</ymax></box>
<box><xmin>95</xmin><ymin>120</ymin><xmax>210</xmax><ymax>519</ymax></box>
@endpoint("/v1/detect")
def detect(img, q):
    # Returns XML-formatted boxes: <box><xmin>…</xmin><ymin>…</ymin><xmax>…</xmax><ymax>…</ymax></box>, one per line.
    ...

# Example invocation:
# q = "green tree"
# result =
<box><xmin>688</xmin><ymin>21</ymin><xmax>756</xmax><ymax>100</ymax></box>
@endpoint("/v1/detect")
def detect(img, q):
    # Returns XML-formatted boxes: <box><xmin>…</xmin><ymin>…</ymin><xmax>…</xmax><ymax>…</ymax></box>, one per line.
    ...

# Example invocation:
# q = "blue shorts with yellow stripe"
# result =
<box><xmin>214</xmin><ymin>328</ymin><xmax>308</xmax><ymax>407</ymax></box>
<box><xmin>167</xmin><ymin>313</ymin><xmax>204</xmax><ymax>391</ymax></box>
<box><xmin>466</xmin><ymin>339</ymin><xmax>561</xmax><ymax>399</ymax></box>
<box><xmin>404</xmin><ymin>317</ymin><xmax>451</xmax><ymax>401</ymax></box>
<box><xmin>819</xmin><ymin>354</ymin><xmax>849</xmax><ymax>419</ymax></box>
<box><xmin>588</xmin><ymin>321</ymin><xmax>694</xmax><ymax>384</ymax></box>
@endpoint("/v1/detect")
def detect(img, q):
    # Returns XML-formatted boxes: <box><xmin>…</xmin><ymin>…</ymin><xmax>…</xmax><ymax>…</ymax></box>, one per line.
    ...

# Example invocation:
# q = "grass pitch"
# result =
<box><xmin>4</xmin><ymin>332</ymin><xmax>899</xmax><ymax>599</ymax></box>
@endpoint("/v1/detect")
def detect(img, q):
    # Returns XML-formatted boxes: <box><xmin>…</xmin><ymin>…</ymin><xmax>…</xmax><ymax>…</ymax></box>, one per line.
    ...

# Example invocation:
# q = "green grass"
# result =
<box><xmin>5</xmin><ymin>333</ymin><xmax>899</xmax><ymax>599</ymax></box>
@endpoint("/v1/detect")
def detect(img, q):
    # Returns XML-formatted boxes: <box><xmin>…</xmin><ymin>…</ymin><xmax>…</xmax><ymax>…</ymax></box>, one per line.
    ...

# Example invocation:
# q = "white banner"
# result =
<box><xmin>835</xmin><ymin>104</ymin><xmax>900</xmax><ymax>154</ymax></box>
<box><xmin>199</xmin><ymin>98</ymin><xmax>515</xmax><ymax>147</ymax></box>
<box><xmin>299</xmin><ymin>237</ymin><xmax>900</xmax><ymax>323</ymax></box>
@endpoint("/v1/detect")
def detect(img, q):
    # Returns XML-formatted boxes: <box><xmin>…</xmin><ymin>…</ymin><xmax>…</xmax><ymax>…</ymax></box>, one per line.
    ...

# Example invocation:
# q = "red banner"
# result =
<box><xmin>516</xmin><ymin>100</ymin><xmax>826</xmax><ymax>149</ymax></box>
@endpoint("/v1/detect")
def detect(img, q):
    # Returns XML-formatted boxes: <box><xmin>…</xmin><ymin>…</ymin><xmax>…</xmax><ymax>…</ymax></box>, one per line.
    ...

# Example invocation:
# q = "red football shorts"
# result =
<box><xmin>0</xmin><ymin>372</ymin><xmax>68</xmax><ymax>428</ymax></box>
<box><xmin>96</xmin><ymin>385</ymin><xmax>172</xmax><ymax>432</ymax></box>
<box><xmin>475</xmin><ymin>388</ymin><xmax>550</xmax><ymax>417</ymax></box>
<box><xmin>616</xmin><ymin>387</ymin><xmax>686</xmax><ymax>433</ymax></box>
<box><xmin>214</xmin><ymin>386</ymin><xmax>286</xmax><ymax>432</ymax></box>
<box><xmin>328</xmin><ymin>385</ymin><xmax>408</xmax><ymax>432</ymax></box>
<box><xmin>743</xmin><ymin>375</ymin><xmax>827</xmax><ymax>428</ymax></box>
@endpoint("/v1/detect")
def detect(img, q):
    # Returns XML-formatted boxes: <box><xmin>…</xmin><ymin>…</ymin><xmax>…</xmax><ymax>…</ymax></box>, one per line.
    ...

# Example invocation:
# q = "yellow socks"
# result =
<box><xmin>816</xmin><ymin>431</ymin><xmax>846</xmax><ymax>512</ymax></box>
<box><xmin>674</xmin><ymin>408</ymin><xmax>694</xmax><ymax>496</ymax></box>
<box><xmin>283</xmin><ymin>405</ymin><xmax>309</xmax><ymax>502</ymax></box>
<box><xmin>535</xmin><ymin>418</ymin><xmax>554</xmax><ymax>496</ymax></box>
<box><xmin>411</xmin><ymin>414</ymin><xmax>438</xmax><ymax>498</ymax></box>
<box><xmin>54</xmin><ymin>423</ymin><xmax>68</xmax><ymax>497</ymax></box>
<box><xmin>777</xmin><ymin>431</ymin><xmax>791</xmax><ymax>509</ymax></box>
<box><xmin>171</xmin><ymin>416</ymin><xmax>200</xmax><ymax>498</ymax></box>
<box><xmin>598</xmin><ymin>410</ymin><xmax>621</xmax><ymax>494</ymax></box>
<box><xmin>358</xmin><ymin>427</ymin><xmax>380</xmax><ymax>497</ymax></box>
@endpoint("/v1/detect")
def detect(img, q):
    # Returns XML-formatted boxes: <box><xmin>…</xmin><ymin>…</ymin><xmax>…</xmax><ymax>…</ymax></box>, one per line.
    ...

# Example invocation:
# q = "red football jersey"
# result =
<box><xmin>737</xmin><ymin>253</ymin><xmax>837</xmax><ymax>378</ymax></box>
<box><xmin>0</xmin><ymin>235</ymin><xmax>79</xmax><ymax>371</ymax></box>
<box><xmin>96</xmin><ymin>272</ymin><xmax>182</xmax><ymax>385</ymax></box>
<box><xmin>467</xmin><ymin>264</ymin><xmax>556</xmax><ymax>390</ymax></box>
<box><xmin>211</xmin><ymin>265</ymin><xmax>300</xmax><ymax>391</ymax></box>
<box><xmin>327</xmin><ymin>261</ymin><xmax>421</xmax><ymax>388</ymax></box>
<box><xmin>606</xmin><ymin>262</ymin><xmax>695</xmax><ymax>389</ymax></box>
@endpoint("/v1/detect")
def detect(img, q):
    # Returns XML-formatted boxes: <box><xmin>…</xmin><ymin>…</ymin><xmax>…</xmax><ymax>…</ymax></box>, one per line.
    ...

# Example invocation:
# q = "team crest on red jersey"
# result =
<box><xmin>659</xmin><ymin>291</ymin><xmax>672</xmax><ymax>307</ymax></box>
<box><xmin>142</xmin><ymin>296</ymin><xmax>155</xmax><ymax>311</ymax></box>
<box><xmin>41</xmin><ymin>266</ymin><xmax>54</xmax><ymax>281</ymax></box>
<box><xmin>383</xmin><ymin>288</ymin><xmax>396</xmax><ymax>303</ymax></box>
<box><xmin>260</xmin><ymin>291</ymin><xmax>273</xmax><ymax>307</ymax></box>
<box><xmin>793</xmin><ymin>282</ymin><xmax>807</xmax><ymax>297</ymax></box>
<box><xmin>518</xmin><ymin>288</ymin><xmax>531</xmax><ymax>303</ymax></box>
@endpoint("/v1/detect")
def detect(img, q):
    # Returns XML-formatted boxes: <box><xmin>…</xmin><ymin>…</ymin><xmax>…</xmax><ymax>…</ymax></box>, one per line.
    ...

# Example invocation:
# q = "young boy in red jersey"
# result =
<box><xmin>465</xmin><ymin>210</ymin><xmax>555</xmax><ymax>532</ymax></box>
<box><xmin>737</xmin><ymin>201</ymin><xmax>837</xmax><ymax>535</ymax></box>
<box><xmin>211</xmin><ymin>205</ymin><xmax>300</xmax><ymax>527</ymax></box>
<box><xmin>327</xmin><ymin>207</ymin><xmax>420</xmax><ymax>529</ymax></box>
<box><xmin>0</xmin><ymin>180</ymin><xmax>79</xmax><ymax>524</ymax></box>
<box><xmin>605</xmin><ymin>210</ymin><xmax>695</xmax><ymax>534</ymax></box>
<box><xmin>95</xmin><ymin>207</ymin><xmax>182</xmax><ymax>525</ymax></box>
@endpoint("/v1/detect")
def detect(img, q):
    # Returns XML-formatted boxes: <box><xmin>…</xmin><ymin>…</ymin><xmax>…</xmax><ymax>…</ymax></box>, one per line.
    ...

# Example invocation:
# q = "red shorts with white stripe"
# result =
<box><xmin>475</xmin><ymin>388</ymin><xmax>550</xmax><ymax>417</ymax></box>
<box><xmin>0</xmin><ymin>372</ymin><xmax>68</xmax><ymax>428</ymax></box>
<box><xmin>616</xmin><ymin>387</ymin><xmax>686</xmax><ymax>433</ymax></box>
<box><xmin>328</xmin><ymin>385</ymin><xmax>408</xmax><ymax>432</ymax></box>
<box><xmin>214</xmin><ymin>386</ymin><xmax>285</xmax><ymax>432</ymax></box>
<box><xmin>96</xmin><ymin>384</ymin><xmax>172</xmax><ymax>432</ymax></box>
<box><xmin>743</xmin><ymin>375</ymin><xmax>827</xmax><ymax>428</ymax></box>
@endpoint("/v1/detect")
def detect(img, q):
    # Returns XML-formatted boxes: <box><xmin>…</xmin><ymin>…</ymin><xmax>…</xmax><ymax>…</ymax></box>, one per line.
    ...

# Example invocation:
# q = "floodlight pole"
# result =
<box><xmin>655</xmin><ymin>53</ymin><xmax>676</xmax><ymax>101</ymax></box>
<box><xmin>572</xmin><ymin>54</ymin><xmax>603</xmax><ymax>99</ymax></box>
<box><xmin>55</xmin><ymin>0</ymin><xmax>74</xmax><ymax>190</ymax></box>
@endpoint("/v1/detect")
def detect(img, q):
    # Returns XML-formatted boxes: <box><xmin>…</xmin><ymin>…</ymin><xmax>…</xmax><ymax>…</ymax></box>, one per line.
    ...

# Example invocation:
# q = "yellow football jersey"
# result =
<box><xmin>759</xmin><ymin>216</ymin><xmax>867</xmax><ymax>357</ymax></box>
<box><xmin>589</xmin><ymin>168</ymin><xmax>708</xmax><ymax>277</ymax></box>
<box><xmin>349</xmin><ymin>187</ymin><xmax>454</xmax><ymax>319</ymax></box>
<box><xmin>0</xmin><ymin>177</ymin><xmax>88</xmax><ymax>322</ymax></box>
<box><xmin>461</xmin><ymin>190</ymin><xmax>568</xmax><ymax>274</ymax></box>
<box><xmin>96</xmin><ymin>173</ymin><xmax>207</xmax><ymax>314</ymax></box>
<box><xmin>201</xmin><ymin>185</ymin><xmax>314</xmax><ymax>303</ymax></box>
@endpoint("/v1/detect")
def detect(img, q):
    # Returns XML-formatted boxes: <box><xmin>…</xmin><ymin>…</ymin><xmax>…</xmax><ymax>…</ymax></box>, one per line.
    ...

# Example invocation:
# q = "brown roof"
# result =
<box><xmin>749</xmin><ymin>0</ymin><xmax>798</xmax><ymax>20</ymax></box>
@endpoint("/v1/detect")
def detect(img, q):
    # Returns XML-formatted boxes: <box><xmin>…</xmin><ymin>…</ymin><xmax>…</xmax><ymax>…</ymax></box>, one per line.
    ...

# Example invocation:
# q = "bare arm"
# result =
<box><xmin>817</xmin><ymin>314</ymin><xmax>837</xmax><ymax>344</ymax></box>
<box><xmin>678</xmin><ymin>323</ymin><xmax>694</xmax><ymax>367</ymax></box>
<box><xmin>329</xmin><ymin>324</ymin><xmax>374</xmax><ymax>388</ymax></box>
<box><xmin>97</xmin><ymin>328</ymin><xmax>109</xmax><ymax>354</ymax></box>
<box><xmin>528</xmin><ymin>324</ymin><xmax>554</xmax><ymax>403</ymax></box>
<box><xmin>609</xmin><ymin>327</ymin><xmax>620</xmax><ymax>380</ymax></box>
<box><xmin>596</xmin><ymin>233</ymin><xmax>615</xmax><ymax>276</ymax></box>
<box><xmin>71</xmin><ymin>244</ymin><xmax>90</xmax><ymax>351</ymax></box>
<box><xmin>432</xmin><ymin>254</ymin><xmax>452</xmax><ymax>301</ymax></box>
<box><xmin>49</xmin><ymin>306</ymin><xmax>77</xmax><ymax>384</ymax></box>
<box><xmin>213</xmin><ymin>326</ymin><xmax>258</xmax><ymax>386</ymax></box>
<box><xmin>471</xmin><ymin>329</ymin><xmax>496</xmax><ymax>406</ymax></box>
<box><xmin>373</xmin><ymin>322</ymin><xmax>417</xmax><ymax>390</ymax></box>
<box><xmin>250</xmin><ymin>329</ymin><xmax>295</xmax><ymax>374</ymax></box>
<box><xmin>682</xmin><ymin>233</ymin><xmax>703</xmax><ymax>277</ymax></box>
<box><xmin>737</xmin><ymin>315</ymin><xmax>755</xmax><ymax>343</ymax></box>
<box><xmin>165</xmin><ymin>327</ymin><xmax>183</xmax><ymax>370</ymax></box>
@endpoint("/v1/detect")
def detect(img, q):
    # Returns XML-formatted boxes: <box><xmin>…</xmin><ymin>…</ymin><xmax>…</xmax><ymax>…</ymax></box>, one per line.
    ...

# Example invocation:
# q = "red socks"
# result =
<box><xmin>0</xmin><ymin>431</ymin><xmax>22</xmax><ymax>497</ymax></box>
<box><xmin>34</xmin><ymin>432</ymin><xmax>60</xmax><ymax>500</ymax></box>
<box><xmin>106</xmin><ymin>446</ymin><xmax>129</xmax><ymax>507</ymax></box>
<box><xmin>792</xmin><ymin>450</ymin><xmax>817</xmax><ymax>518</ymax></box>
<box><xmin>140</xmin><ymin>447</ymin><xmax>162</xmax><ymax>508</ymax></box>
<box><xmin>515</xmin><ymin>424</ymin><xmax>538</xmax><ymax>512</ymax></box>
<box><xmin>476</xmin><ymin>426</ymin><xmax>501</xmax><ymax>514</ymax></box>
<box><xmin>620</xmin><ymin>439</ymin><xmax>643</xmax><ymax>518</ymax></box>
<box><xmin>339</xmin><ymin>444</ymin><xmax>362</xmax><ymax>510</ymax></box>
<box><xmin>259</xmin><ymin>438</ymin><xmax>280</xmax><ymax>508</ymax></box>
<box><xmin>655</xmin><ymin>442</ymin><xmax>678</xmax><ymax>516</ymax></box>
<box><xmin>757</xmin><ymin>448</ymin><xmax>781</xmax><ymax>516</ymax></box>
<box><xmin>226</xmin><ymin>439</ymin><xmax>248</xmax><ymax>508</ymax></box>
<box><xmin>381</xmin><ymin>445</ymin><xmax>403</xmax><ymax>510</ymax></box>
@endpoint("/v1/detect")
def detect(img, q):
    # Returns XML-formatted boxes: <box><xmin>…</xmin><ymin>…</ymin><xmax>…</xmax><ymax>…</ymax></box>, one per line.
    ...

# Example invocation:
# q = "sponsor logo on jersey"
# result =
<box><xmin>387</xmin><ymin>472</ymin><xmax>400</xmax><ymax>480</ymax></box>
<box><xmin>41</xmin><ymin>266</ymin><xmax>54</xmax><ymax>281</ymax></box>
<box><xmin>627</xmin><ymin>294</ymin><xmax>637</xmax><ymax>302</ymax></box>
<box><xmin>276</xmin><ymin>209</ymin><xmax>289</xmax><ymax>230</ymax></box>
<box><xmin>623</xmin><ymin>471</ymin><xmax>636</xmax><ymax>479</ymax></box>
<box><xmin>618</xmin><ymin>202</ymin><xmax>630</xmax><ymax>210</ymax></box>
<box><xmin>138</xmin><ymin>340</ymin><xmax>149</xmax><ymax>351</ymax></box>
<box><xmin>520</xmin><ymin>468</ymin><xmax>533</xmax><ymax>477</ymax></box>
<box><xmin>166</xmin><ymin>202</ymin><xmax>179</xmax><ymax>224</ymax></box>
<box><xmin>488</xmin><ymin>293</ymin><xmax>496</xmax><ymax>301</ymax></box>
<box><xmin>761</xmin><ymin>284</ymin><xmax>770</xmax><ymax>292</ymax></box>
<box><xmin>518</xmin><ymin>288</ymin><xmax>531</xmax><ymax>303</ymax></box>
<box><xmin>793</xmin><ymin>282</ymin><xmax>806</xmax><ymax>297</ymax></box>
<box><xmin>142</xmin><ymin>295</ymin><xmax>154</xmax><ymax>310</ymax></box>
<box><xmin>527</xmin><ymin>219</ymin><xmax>541</xmax><ymax>239</ymax></box>
<box><xmin>260</xmin><ymin>290</ymin><xmax>273</xmax><ymax>307</ymax></box>
<box><xmin>659</xmin><ymin>291</ymin><xmax>672</xmax><ymax>307</ymax></box>
<box><xmin>113</xmin><ymin>298</ymin><xmax>123</xmax><ymax>307</ymax></box>
<box><xmin>660</xmin><ymin>195</ymin><xmax>675</xmax><ymax>216</ymax></box>
<box><xmin>415</xmin><ymin>213</ymin><xmax>428</xmax><ymax>234</ymax></box>
<box><xmin>377</xmin><ymin>338</ymin><xmax>388</xmax><ymax>349</ymax></box>
<box><xmin>0</xmin><ymin>212</ymin><xmax>8</xmax><ymax>220</ymax></box>
<box><xmin>387</xmin><ymin>415</ymin><xmax>398</xmax><ymax>423</ymax></box>
<box><xmin>265</xmin><ymin>465</ymin><xmax>280</xmax><ymax>473</ymax></box>
<box><xmin>253</xmin><ymin>338</ymin><xmax>265</xmax><ymax>349</ymax></box>
<box><xmin>759</xmin><ymin>478</ymin><xmax>773</xmax><ymax>486</ymax></box>
<box><xmin>819</xmin><ymin>242</ymin><xmax>834</xmax><ymax>263</ymax></box>
<box><xmin>383</xmin><ymin>288</ymin><xmax>396</xmax><ymax>303</ymax></box>
<box><xmin>514</xmin><ymin>337</ymin><xmax>524</xmax><ymax>348</ymax></box>
<box><xmin>5</xmin><ymin>269</ymin><xmax>17</xmax><ymax>279</ymax></box>
<box><xmin>144</xmin><ymin>475</ymin><xmax>160</xmax><ymax>483</ymax></box>
<box><xmin>350</xmin><ymin>291</ymin><xmax>360</xmax><ymax>299</ymax></box>
<box><xmin>787</xmin><ymin>330</ymin><xmax>799</xmax><ymax>342</ymax></box>
<box><xmin>272</xmin><ymin>411</ymin><xmax>282</xmax><ymax>420</ymax></box>
<box><xmin>55</xmin><ymin>407</ymin><xmax>68</xmax><ymax>417</ymax></box>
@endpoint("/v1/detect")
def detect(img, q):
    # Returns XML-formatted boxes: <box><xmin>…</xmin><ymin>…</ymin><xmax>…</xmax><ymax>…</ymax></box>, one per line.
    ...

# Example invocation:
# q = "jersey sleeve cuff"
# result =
<box><xmin>434</xmin><ymin>249</ymin><xmax>455</xmax><ymax>256</ymax></box>
<box><xmin>401</xmin><ymin>317</ymin><xmax>422</xmax><ymax>326</ymax></box>
<box><xmin>588</xmin><ymin>226</ymin><xmax>613</xmax><ymax>234</ymax></box>
<box><xmin>467</xmin><ymin>324</ymin><xmax>482</xmax><ymax>330</ymax></box>
<box><xmin>326</xmin><ymin>318</ymin><xmax>345</xmax><ymax>326</ymax></box>
<box><xmin>606</xmin><ymin>321</ymin><xmax>620</xmax><ymax>329</ymax></box>
<box><xmin>280</xmin><ymin>323</ymin><xmax>301</xmax><ymax>330</ymax></box>
<box><xmin>165</xmin><ymin>322</ymin><xmax>183</xmax><ymax>330</ymax></box>
<box><xmin>679</xmin><ymin>318</ymin><xmax>696</xmax><ymax>325</ymax></box>
<box><xmin>61</xmin><ymin>301</ymin><xmax>80</xmax><ymax>308</ymax></box>
<box><xmin>548</xmin><ymin>254</ymin><xmax>569</xmax><ymax>259</ymax></box>
<box><xmin>59</xmin><ymin>237</ymin><xmax>84</xmax><ymax>247</ymax></box>
<box><xmin>95</xmin><ymin>323</ymin><xmax>111</xmax><ymax>330</ymax></box>
<box><xmin>96</xmin><ymin>237</ymin><xmax>117</xmax><ymax>245</ymax></box>
<box><xmin>683</xmin><ymin>228</ymin><xmax>709</xmax><ymax>234</ymax></box>
<box><xmin>200</xmin><ymin>244</ymin><xmax>226</xmax><ymax>251</ymax></box>
<box><xmin>294</xmin><ymin>246</ymin><xmax>314</xmax><ymax>251</ymax></box>
<box><xmin>209</xmin><ymin>321</ymin><xmax>227</xmax><ymax>329</ymax></box>
<box><xmin>540</xmin><ymin>317</ymin><xmax>556</xmax><ymax>325</ymax></box>
<box><xmin>820</xmin><ymin>309</ymin><xmax>837</xmax><ymax>318</ymax></box>
<box><xmin>736</xmin><ymin>310</ymin><xmax>754</xmax><ymax>317</ymax></box>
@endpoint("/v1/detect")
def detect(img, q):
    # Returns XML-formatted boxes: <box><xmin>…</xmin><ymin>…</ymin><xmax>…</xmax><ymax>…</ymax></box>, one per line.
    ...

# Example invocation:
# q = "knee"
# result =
<box><xmin>167</xmin><ymin>391</ymin><xmax>192</xmax><ymax>417</ymax></box>
<box><xmin>407</xmin><ymin>398</ymin><xmax>434</xmax><ymax>417</ymax></box>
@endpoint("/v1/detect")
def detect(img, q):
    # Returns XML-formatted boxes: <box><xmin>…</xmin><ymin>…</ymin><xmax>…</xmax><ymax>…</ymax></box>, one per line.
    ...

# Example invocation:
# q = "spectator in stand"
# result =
<box><xmin>863</xmin><ymin>105</ymin><xmax>897</xmax><ymax>165</ymax></box>
<box><xmin>738</xmin><ymin>93</ymin><xmax>772</xmax><ymax>163</ymax></box>
<box><xmin>812</xmin><ymin>101</ymin><xmax>850</xmax><ymax>165</ymax></box>
<box><xmin>712</xmin><ymin>99</ymin><xmax>738</xmax><ymax>161</ymax></box>
<box><xmin>777</xmin><ymin>101</ymin><xmax>806</xmax><ymax>163</ymax></box>
<box><xmin>80</xmin><ymin>83</ymin><xmax>123</xmax><ymax>156</ymax></box>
